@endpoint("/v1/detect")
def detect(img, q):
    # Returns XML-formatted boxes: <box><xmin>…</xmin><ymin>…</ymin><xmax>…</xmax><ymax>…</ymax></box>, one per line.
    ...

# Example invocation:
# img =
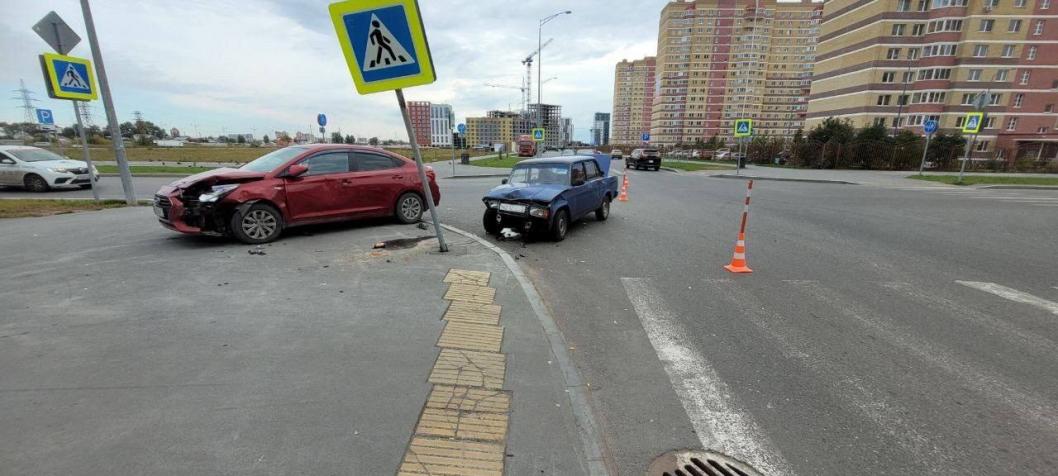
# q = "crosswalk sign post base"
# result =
<box><xmin>396</xmin><ymin>88</ymin><xmax>448</xmax><ymax>252</ymax></box>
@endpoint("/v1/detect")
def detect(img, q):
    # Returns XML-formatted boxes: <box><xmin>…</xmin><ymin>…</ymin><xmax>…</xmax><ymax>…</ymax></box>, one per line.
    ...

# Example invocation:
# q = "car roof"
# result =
<box><xmin>515</xmin><ymin>155</ymin><xmax>597</xmax><ymax>166</ymax></box>
<box><xmin>0</xmin><ymin>145</ymin><xmax>41</xmax><ymax>151</ymax></box>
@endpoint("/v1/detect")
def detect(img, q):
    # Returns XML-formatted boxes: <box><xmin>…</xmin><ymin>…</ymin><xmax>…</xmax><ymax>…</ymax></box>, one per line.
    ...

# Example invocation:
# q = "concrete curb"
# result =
<box><xmin>659</xmin><ymin>167</ymin><xmax>681</xmax><ymax>174</ymax></box>
<box><xmin>441</xmin><ymin>223</ymin><xmax>613</xmax><ymax>476</ymax></box>
<box><xmin>978</xmin><ymin>185</ymin><xmax>1058</xmax><ymax>190</ymax></box>
<box><xmin>708</xmin><ymin>174</ymin><xmax>858</xmax><ymax>185</ymax></box>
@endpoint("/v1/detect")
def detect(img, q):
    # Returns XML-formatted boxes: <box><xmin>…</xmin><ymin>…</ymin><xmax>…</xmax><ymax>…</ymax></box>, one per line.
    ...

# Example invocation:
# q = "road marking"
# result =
<box><xmin>621</xmin><ymin>277</ymin><xmax>792</xmax><ymax>476</ymax></box>
<box><xmin>956</xmin><ymin>281</ymin><xmax>1058</xmax><ymax>316</ymax></box>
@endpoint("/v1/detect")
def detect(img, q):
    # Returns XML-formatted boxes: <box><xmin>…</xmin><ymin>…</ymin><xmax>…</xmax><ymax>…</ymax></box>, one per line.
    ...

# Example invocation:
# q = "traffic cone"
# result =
<box><xmin>723</xmin><ymin>232</ymin><xmax>752</xmax><ymax>273</ymax></box>
<box><xmin>617</xmin><ymin>182</ymin><xmax>629</xmax><ymax>202</ymax></box>
<box><xmin>622</xmin><ymin>174</ymin><xmax>630</xmax><ymax>190</ymax></box>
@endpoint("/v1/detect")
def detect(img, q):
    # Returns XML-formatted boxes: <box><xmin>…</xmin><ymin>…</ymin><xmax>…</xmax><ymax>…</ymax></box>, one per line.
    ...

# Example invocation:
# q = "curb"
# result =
<box><xmin>441</xmin><ymin>224</ymin><xmax>613</xmax><ymax>476</ymax></box>
<box><xmin>978</xmin><ymin>185</ymin><xmax>1058</xmax><ymax>190</ymax></box>
<box><xmin>659</xmin><ymin>167</ymin><xmax>681</xmax><ymax>174</ymax></box>
<box><xmin>708</xmin><ymin>174</ymin><xmax>858</xmax><ymax>185</ymax></box>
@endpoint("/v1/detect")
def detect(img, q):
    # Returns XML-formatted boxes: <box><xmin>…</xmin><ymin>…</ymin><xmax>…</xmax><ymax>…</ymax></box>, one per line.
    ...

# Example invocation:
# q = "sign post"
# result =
<box><xmin>918</xmin><ymin>119</ymin><xmax>938</xmax><ymax>176</ymax></box>
<box><xmin>734</xmin><ymin>119</ymin><xmax>752</xmax><ymax>175</ymax></box>
<box><xmin>329</xmin><ymin>0</ymin><xmax>447</xmax><ymax>252</ymax></box>
<box><xmin>454</xmin><ymin>123</ymin><xmax>465</xmax><ymax>175</ymax></box>
<box><xmin>958</xmin><ymin>91</ymin><xmax>988</xmax><ymax>183</ymax></box>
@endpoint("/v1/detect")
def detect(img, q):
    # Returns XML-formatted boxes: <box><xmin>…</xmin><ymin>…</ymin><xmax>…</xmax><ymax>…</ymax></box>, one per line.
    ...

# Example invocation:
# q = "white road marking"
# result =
<box><xmin>956</xmin><ymin>281</ymin><xmax>1058</xmax><ymax>316</ymax></box>
<box><xmin>792</xmin><ymin>281</ymin><xmax>1058</xmax><ymax>432</ymax></box>
<box><xmin>621</xmin><ymin>277</ymin><xmax>792</xmax><ymax>476</ymax></box>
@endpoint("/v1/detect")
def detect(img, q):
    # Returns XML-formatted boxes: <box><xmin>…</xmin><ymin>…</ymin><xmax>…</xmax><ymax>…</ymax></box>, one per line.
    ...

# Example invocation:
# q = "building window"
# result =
<box><xmin>962</xmin><ymin>94</ymin><xmax>976</xmax><ymax>105</ymax></box>
<box><xmin>887</xmin><ymin>48</ymin><xmax>902</xmax><ymax>59</ymax></box>
<box><xmin>873</xmin><ymin>117</ymin><xmax>887</xmax><ymax>127</ymax></box>
<box><xmin>891</xmin><ymin>24</ymin><xmax>906</xmax><ymax>36</ymax></box>
<box><xmin>877</xmin><ymin>95</ymin><xmax>892</xmax><ymax>105</ymax></box>
<box><xmin>1008</xmin><ymin>19</ymin><xmax>1022</xmax><ymax>32</ymax></box>
<box><xmin>968</xmin><ymin>69</ymin><xmax>982</xmax><ymax>81</ymax></box>
<box><xmin>973</xmin><ymin>45</ymin><xmax>989</xmax><ymax>57</ymax></box>
<box><xmin>908</xmin><ymin>48</ymin><xmax>921</xmax><ymax>60</ymax></box>
<box><xmin>979</xmin><ymin>19</ymin><xmax>995</xmax><ymax>32</ymax></box>
<box><xmin>989</xmin><ymin>93</ymin><xmax>1003</xmax><ymax>105</ymax></box>
<box><xmin>882</xmin><ymin>71</ymin><xmax>896</xmax><ymax>82</ymax></box>
<box><xmin>1002</xmin><ymin>45</ymin><xmax>1016</xmax><ymax>57</ymax></box>
<box><xmin>898</xmin><ymin>0</ymin><xmax>912</xmax><ymax>11</ymax></box>
<box><xmin>975</xmin><ymin>140</ymin><xmax>990</xmax><ymax>152</ymax></box>
<box><xmin>1044</xmin><ymin>0</ymin><xmax>1052</xmax><ymax>9</ymax></box>
<box><xmin>995</xmin><ymin>70</ymin><xmax>1009</xmax><ymax>81</ymax></box>
<box><xmin>985</xmin><ymin>0</ymin><xmax>1000</xmax><ymax>7</ymax></box>
<box><xmin>1028</xmin><ymin>46</ymin><xmax>1038</xmax><ymax>60</ymax></box>
<box><xmin>1014</xmin><ymin>0</ymin><xmax>1026</xmax><ymax>6</ymax></box>
<box><xmin>1021</xmin><ymin>71</ymin><xmax>1031</xmax><ymax>85</ymax></box>
<box><xmin>899</xmin><ymin>94</ymin><xmax>910</xmax><ymax>105</ymax></box>
<box><xmin>956</xmin><ymin>116</ymin><xmax>965</xmax><ymax>127</ymax></box>
<box><xmin>912</xmin><ymin>23</ymin><xmax>926</xmax><ymax>36</ymax></box>
<box><xmin>1046</xmin><ymin>104</ymin><xmax>1054</xmax><ymax>113</ymax></box>
<box><xmin>903</xmin><ymin>71</ymin><xmax>915</xmax><ymax>82</ymax></box>
<box><xmin>1034</xmin><ymin>21</ymin><xmax>1045</xmax><ymax>35</ymax></box>
<box><xmin>1014</xmin><ymin>93</ymin><xmax>1024</xmax><ymax>107</ymax></box>
<box><xmin>1039</xmin><ymin>127</ymin><xmax>1049</xmax><ymax>133</ymax></box>
<box><xmin>1007</xmin><ymin>117</ymin><xmax>1018</xmax><ymax>130</ymax></box>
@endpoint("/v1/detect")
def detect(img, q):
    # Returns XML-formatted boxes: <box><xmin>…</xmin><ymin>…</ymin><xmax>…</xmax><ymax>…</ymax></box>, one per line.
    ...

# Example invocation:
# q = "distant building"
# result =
<box><xmin>226</xmin><ymin>133</ymin><xmax>254</xmax><ymax>142</ymax></box>
<box><xmin>591</xmin><ymin>112</ymin><xmax>611</xmax><ymax>146</ymax></box>
<box><xmin>169</xmin><ymin>127</ymin><xmax>181</xmax><ymax>138</ymax></box>
<box><xmin>407</xmin><ymin>101</ymin><xmax>432</xmax><ymax>147</ymax></box>
<box><xmin>430</xmin><ymin>104</ymin><xmax>454</xmax><ymax>147</ymax></box>
<box><xmin>612</xmin><ymin>57</ymin><xmax>655</xmax><ymax>145</ymax></box>
<box><xmin>467</xmin><ymin>110</ymin><xmax>521</xmax><ymax>148</ymax></box>
<box><xmin>560</xmin><ymin>118</ymin><xmax>574</xmax><ymax>146</ymax></box>
<box><xmin>529</xmin><ymin>103</ymin><xmax>563</xmax><ymax>148</ymax></box>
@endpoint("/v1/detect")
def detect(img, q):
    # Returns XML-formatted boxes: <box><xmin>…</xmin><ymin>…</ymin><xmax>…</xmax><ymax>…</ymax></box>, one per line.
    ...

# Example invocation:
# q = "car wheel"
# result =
<box><xmin>395</xmin><ymin>192</ymin><xmax>424</xmax><ymax>224</ymax></box>
<box><xmin>625</xmin><ymin>161</ymin><xmax>630</xmax><ymax>169</ymax></box>
<box><xmin>595</xmin><ymin>197</ymin><xmax>611</xmax><ymax>221</ymax></box>
<box><xmin>230</xmin><ymin>203</ymin><xmax>283</xmax><ymax>244</ymax></box>
<box><xmin>24</xmin><ymin>174</ymin><xmax>49</xmax><ymax>192</ymax></box>
<box><xmin>550</xmin><ymin>209</ymin><xmax>569</xmax><ymax>242</ymax></box>
<box><xmin>483</xmin><ymin>209</ymin><xmax>500</xmax><ymax>235</ymax></box>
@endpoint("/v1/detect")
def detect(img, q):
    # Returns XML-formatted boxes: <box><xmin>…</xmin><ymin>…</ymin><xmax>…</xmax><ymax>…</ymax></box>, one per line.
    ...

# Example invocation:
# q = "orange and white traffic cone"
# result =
<box><xmin>622</xmin><ymin>174</ymin><xmax>630</xmax><ymax>190</ymax></box>
<box><xmin>724</xmin><ymin>232</ymin><xmax>752</xmax><ymax>273</ymax></box>
<box><xmin>617</xmin><ymin>183</ymin><xmax>629</xmax><ymax>202</ymax></box>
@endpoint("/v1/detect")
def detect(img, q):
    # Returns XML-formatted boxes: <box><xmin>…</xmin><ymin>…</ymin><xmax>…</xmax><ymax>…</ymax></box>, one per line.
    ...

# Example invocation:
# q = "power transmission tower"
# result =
<box><xmin>11</xmin><ymin>79</ymin><xmax>40</xmax><ymax>137</ymax></box>
<box><xmin>79</xmin><ymin>102</ymin><xmax>94</xmax><ymax>127</ymax></box>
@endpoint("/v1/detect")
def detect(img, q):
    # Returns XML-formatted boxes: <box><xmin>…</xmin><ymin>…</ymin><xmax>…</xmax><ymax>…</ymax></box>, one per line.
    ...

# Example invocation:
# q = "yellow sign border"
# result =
<box><xmin>41</xmin><ymin>53</ymin><xmax>98</xmax><ymax>101</ymax></box>
<box><xmin>962</xmin><ymin>112</ymin><xmax>984</xmax><ymax>134</ymax></box>
<box><xmin>329</xmin><ymin>0</ymin><xmax>436</xmax><ymax>94</ymax></box>
<box><xmin>531</xmin><ymin>128</ymin><xmax>546</xmax><ymax>142</ymax></box>
<box><xmin>734</xmin><ymin>119</ymin><xmax>753</xmax><ymax>138</ymax></box>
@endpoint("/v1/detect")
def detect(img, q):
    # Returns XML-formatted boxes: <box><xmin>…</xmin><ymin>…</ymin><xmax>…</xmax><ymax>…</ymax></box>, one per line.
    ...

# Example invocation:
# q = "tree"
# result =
<box><xmin>368</xmin><ymin>136</ymin><xmax>379</xmax><ymax>146</ymax></box>
<box><xmin>344</xmin><ymin>134</ymin><xmax>356</xmax><ymax>144</ymax></box>
<box><xmin>851</xmin><ymin>123</ymin><xmax>890</xmax><ymax>169</ymax></box>
<box><xmin>61</xmin><ymin>127</ymin><xmax>77</xmax><ymax>139</ymax></box>
<box><xmin>237</xmin><ymin>135</ymin><xmax>246</xmax><ymax>144</ymax></box>
<box><xmin>119</xmin><ymin>121</ymin><xmax>136</xmax><ymax>138</ymax></box>
<box><xmin>805</xmin><ymin>118</ymin><xmax>855</xmax><ymax>168</ymax></box>
<box><xmin>330</xmin><ymin>132</ymin><xmax>343</xmax><ymax>143</ymax></box>
<box><xmin>262</xmin><ymin>134</ymin><xmax>270</xmax><ymax>143</ymax></box>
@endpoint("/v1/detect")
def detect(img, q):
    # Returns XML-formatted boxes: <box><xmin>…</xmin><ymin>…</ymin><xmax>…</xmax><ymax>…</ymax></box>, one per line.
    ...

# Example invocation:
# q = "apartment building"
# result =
<box><xmin>407</xmin><ymin>101</ymin><xmax>432</xmax><ymax>147</ymax></box>
<box><xmin>467</xmin><ymin>111</ymin><xmax>520</xmax><ymax>149</ymax></box>
<box><xmin>613</xmin><ymin>57</ymin><xmax>656</xmax><ymax>145</ymax></box>
<box><xmin>592</xmin><ymin>113</ymin><xmax>612</xmax><ymax>146</ymax></box>
<box><xmin>807</xmin><ymin>0</ymin><xmax>1058</xmax><ymax>160</ymax></box>
<box><xmin>430</xmin><ymin>104</ymin><xmax>454</xmax><ymax>147</ymax></box>
<box><xmin>651</xmin><ymin>0</ymin><xmax>822</xmax><ymax>147</ymax></box>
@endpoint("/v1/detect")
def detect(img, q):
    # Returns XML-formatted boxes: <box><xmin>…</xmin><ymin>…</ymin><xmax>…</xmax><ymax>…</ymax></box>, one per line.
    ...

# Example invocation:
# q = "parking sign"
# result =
<box><xmin>36</xmin><ymin>109</ymin><xmax>55</xmax><ymax>125</ymax></box>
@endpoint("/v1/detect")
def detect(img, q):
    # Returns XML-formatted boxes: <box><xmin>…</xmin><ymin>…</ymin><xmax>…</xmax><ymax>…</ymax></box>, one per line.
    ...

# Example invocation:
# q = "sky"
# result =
<box><xmin>1</xmin><ymin>0</ymin><xmax>667</xmax><ymax>142</ymax></box>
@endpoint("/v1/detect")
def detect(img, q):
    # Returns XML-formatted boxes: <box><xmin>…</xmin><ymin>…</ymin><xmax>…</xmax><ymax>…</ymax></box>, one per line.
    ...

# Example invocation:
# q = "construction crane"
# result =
<box><xmin>485</xmin><ymin>77</ymin><xmax>556</xmax><ymax>112</ymax></box>
<box><xmin>522</xmin><ymin>38</ymin><xmax>552</xmax><ymax>110</ymax></box>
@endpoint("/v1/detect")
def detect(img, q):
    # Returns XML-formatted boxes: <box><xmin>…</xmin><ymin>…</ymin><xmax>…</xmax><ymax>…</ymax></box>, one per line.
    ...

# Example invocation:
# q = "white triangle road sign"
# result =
<box><xmin>59</xmin><ymin>63</ymin><xmax>89</xmax><ymax>90</ymax></box>
<box><xmin>966</xmin><ymin>116</ymin><xmax>979</xmax><ymax>129</ymax></box>
<box><xmin>363</xmin><ymin>14</ymin><xmax>415</xmax><ymax>72</ymax></box>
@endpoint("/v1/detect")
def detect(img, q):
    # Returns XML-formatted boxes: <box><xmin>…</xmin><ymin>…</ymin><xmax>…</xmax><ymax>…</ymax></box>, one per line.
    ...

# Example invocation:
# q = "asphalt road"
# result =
<box><xmin>436</xmin><ymin>163</ymin><xmax>1058</xmax><ymax>475</ymax></box>
<box><xmin>0</xmin><ymin>175</ymin><xmax>175</xmax><ymax>200</ymax></box>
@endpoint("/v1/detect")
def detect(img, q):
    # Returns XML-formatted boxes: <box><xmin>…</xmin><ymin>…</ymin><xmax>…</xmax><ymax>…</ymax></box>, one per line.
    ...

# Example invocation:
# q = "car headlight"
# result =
<box><xmin>198</xmin><ymin>184</ymin><xmax>239</xmax><ymax>203</ymax></box>
<box><xmin>529</xmin><ymin>206</ymin><xmax>549</xmax><ymax>219</ymax></box>
<box><xmin>485</xmin><ymin>200</ymin><xmax>500</xmax><ymax>209</ymax></box>
<box><xmin>48</xmin><ymin>168</ymin><xmax>72</xmax><ymax>174</ymax></box>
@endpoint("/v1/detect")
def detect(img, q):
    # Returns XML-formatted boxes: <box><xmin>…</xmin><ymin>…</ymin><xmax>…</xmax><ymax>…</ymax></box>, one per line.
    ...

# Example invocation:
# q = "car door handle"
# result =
<box><xmin>391</xmin><ymin>174</ymin><xmax>404</xmax><ymax>180</ymax></box>
<box><xmin>340</xmin><ymin>179</ymin><xmax>356</xmax><ymax>187</ymax></box>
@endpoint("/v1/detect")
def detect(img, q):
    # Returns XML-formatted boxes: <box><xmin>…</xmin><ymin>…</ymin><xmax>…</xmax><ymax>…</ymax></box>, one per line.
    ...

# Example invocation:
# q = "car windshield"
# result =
<box><xmin>509</xmin><ymin>164</ymin><xmax>569</xmax><ymax>186</ymax></box>
<box><xmin>240</xmin><ymin>147</ymin><xmax>308</xmax><ymax>173</ymax></box>
<box><xmin>7</xmin><ymin>148</ymin><xmax>67</xmax><ymax>162</ymax></box>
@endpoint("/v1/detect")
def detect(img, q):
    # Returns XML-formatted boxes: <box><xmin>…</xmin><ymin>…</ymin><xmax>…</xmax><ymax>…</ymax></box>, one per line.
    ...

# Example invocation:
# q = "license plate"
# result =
<box><xmin>154</xmin><ymin>206</ymin><xmax>166</xmax><ymax>219</ymax></box>
<box><xmin>499</xmin><ymin>203</ymin><xmax>527</xmax><ymax>214</ymax></box>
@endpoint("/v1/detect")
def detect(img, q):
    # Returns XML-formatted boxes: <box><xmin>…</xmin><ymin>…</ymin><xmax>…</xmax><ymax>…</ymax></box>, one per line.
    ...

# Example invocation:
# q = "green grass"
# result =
<box><xmin>469</xmin><ymin>155</ymin><xmax>526</xmax><ymax>169</ymax></box>
<box><xmin>662</xmin><ymin>161</ymin><xmax>737</xmax><ymax>172</ymax></box>
<box><xmin>97</xmin><ymin>165</ymin><xmax>216</xmax><ymax>175</ymax></box>
<box><xmin>908</xmin><ymin>175</ymin><xmax>1058</xmax><ymax>186</ymax></box>
<box><xmin>0</xmin><ymin>199</ymin><xmax>132</xmax><ymax>219</ymax></box>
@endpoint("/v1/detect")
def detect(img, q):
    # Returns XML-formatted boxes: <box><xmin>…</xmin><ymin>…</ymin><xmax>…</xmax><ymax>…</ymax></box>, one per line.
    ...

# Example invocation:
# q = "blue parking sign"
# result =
<box><xmin>641</xmin><ymin>132</ymin><xmax>650</xmax><ymax>142</ymax></box>
<box><xmin>36</xmin><ymin>109</ymin><xmax>54</xmax><ymax>125</ymax></box>
<box><xmin>317</xmin><ymin>113</ymin><xmax>327</xmax><ymax>127</ymax></box>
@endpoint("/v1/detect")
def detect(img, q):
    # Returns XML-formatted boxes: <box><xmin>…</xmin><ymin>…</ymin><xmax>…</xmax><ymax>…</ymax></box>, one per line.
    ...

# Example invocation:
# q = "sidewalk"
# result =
<box><xmin>694</xmin><ymin>164</ymin><xmax>1058</xmax><ymax>188</ymax></box>
<box><xmin>0</xmin><ymin>208</ymin><xmax>593</xmax><ymax>475</ymax></box>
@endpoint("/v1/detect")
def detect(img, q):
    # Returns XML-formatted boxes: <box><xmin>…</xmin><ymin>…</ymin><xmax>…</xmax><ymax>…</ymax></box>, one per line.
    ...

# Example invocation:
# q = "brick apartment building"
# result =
<box><xmin>612</xmin><ymin>57</ymin><xmax>656</xmax><ymax>146</ymax></box>
<box><xmin>407</xmin><ymin>101</ymin><xmax>432</xmax><ymax>147</ymax></box>
<box><xmin>650</xmin><ymin>0</ymin><xmax>822</xmax><ymax>147</ymax></box>
<box><xmin>807</xmin><ymin>0</ymin><xmax>1058</xmax><ymax>161</ymax></box>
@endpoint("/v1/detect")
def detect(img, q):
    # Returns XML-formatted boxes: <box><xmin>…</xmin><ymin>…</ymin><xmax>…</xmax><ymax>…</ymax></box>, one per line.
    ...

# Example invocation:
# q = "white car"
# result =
<box><xmin>0</xmin><ymin>145</ymin><xmax>99</xmax><ymax>192</ymax></box>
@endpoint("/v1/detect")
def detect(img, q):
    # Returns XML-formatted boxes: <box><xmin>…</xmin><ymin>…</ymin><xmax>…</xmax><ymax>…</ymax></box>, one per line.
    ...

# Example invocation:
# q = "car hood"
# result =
<box><xmin>164</xmin><ymin>167</ymin><xmax>266</xmax><ymax>190</ymax></box>
<box><xmin>484</xmin><ymin>183</ymin><xmax>569</xmax><ymax>203</ymax></box>
<box><xmin>27</xmin><ymin>159</ymin><xmax>88</xmax><ymax>170</ymax></box>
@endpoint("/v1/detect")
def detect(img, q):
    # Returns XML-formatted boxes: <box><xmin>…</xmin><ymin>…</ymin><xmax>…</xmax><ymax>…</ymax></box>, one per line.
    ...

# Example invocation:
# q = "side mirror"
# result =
<box><xmin>286</xmin><ymin>163</ymin><xmax>309</xmax><ymax>177</ymax></box>
<box><xmin>501</xmin><ymin>178</ymin><xmax>508</xmax><ymax>185</ymax></box>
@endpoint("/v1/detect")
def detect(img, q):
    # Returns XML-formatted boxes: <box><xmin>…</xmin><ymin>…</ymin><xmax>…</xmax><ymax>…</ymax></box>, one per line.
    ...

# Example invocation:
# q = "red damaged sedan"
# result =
<box><xmin>153</xmin><ymin>145</ymin><xmax>441</xmax><ymax>244</ymax></box>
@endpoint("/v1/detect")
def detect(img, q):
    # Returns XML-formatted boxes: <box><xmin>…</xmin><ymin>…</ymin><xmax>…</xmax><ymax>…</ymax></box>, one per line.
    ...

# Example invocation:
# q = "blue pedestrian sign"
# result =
<box><xmin>962</xmin><ymin>112</ymin><xmax>984</xmax><ymax>134</ymax></box>
<box><xmin>329</xmin><ymin>0</ymin><xmax>436</xmax><ymax>95</ymax></box>
<box><xmin>457</xmin><ymin>123</ymin><xmax>466</xmax><ymax>134</ymax></box>
<box><xmin>532</xmin><ymin>128</ymin><xmax>546</xmax><ymax>142</ymax></box>
<box><xmin>923</xmin><ymin>119</ymin><xmax>938</xmax><ymax>135</ymax></box>
<box><xmin>734</xmin><ymin>119</ymin><xmax>753</xmax><ymax>138</ymax></box>
<box><xmin>36</xmin><ymin>109</ymin><xmax>55</xmax><ymax>125</ymax></box>
<box><xmin>40</xmin><ymin>53</ymin><xmax>97</xmax><ymax>101</ymax></box>
<box><xmin>641</xmin><ymin>132</ymin><xmax>650</xmax><ymax>142</ymax></box>
<box><xmin>317</xmin><ymin>113</ymin><xmax>328</xmax><ymax>127</ymax></box>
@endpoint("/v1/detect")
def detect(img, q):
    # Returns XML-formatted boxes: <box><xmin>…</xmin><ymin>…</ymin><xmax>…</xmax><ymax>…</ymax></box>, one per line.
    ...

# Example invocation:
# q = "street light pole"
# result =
<box><xmin>536</xmin><ymin>10</ymin><xmax>571</xmax><ymax>156</ymax></box>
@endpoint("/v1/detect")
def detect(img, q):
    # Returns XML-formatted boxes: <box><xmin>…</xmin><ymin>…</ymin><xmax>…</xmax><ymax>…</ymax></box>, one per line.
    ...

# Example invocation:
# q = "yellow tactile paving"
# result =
<box><xmin>398</xmin><ymin>437</ymin><xmax>504</xmax><ymax>476</ymax></box>
<box><xmin>437</xmin><ymin>321</ymin><xmax>505</xmax><ymax>353</ymax></box>
<box><xmin>426</xmin><ymin>385</ymin><xmax>511</xmax><ymax>414</ymax></box>
<box><xmin>428</xmin><ymin>349</ymin><xmax>506</xmax><ymax>390</ymax></box>
<box><xmin>444</xmin><ymin>283</ymin><xmax>497</xmax><ymax>304</ymax></box>
<box><xmin>444</xmin><ymin>301</ymin><xmax>502</xmax><ymax>326</ymax></box>
<box><xmin>414</xmin><ymin>407</ymin><xmax>509</xmax><ymax>441</ymax></box>
<box><xmin>444</xmin><ymin>269</ymin><xmax>492</xmax><ymax>287</ymax></box>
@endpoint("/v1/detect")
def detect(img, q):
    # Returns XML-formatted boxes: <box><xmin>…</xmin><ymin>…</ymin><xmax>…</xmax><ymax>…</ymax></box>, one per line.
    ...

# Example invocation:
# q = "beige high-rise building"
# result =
<box><xmin>612</xmin><ymin>57</ymin><xmax>656</xmax><ymax>146</ymax></box>
<box><xmin>651</xmin><ymin>0</ymin><xmax>822</xmax><ymax>147</ymax></box>
<box><xmin>807</xmin><ymin>0</ymin><xmax>1058</xmax><ymax>160</ymax></box>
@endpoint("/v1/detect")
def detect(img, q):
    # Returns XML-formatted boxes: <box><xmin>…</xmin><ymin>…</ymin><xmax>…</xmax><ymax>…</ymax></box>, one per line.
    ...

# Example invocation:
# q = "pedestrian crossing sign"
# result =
<box><xmin>329</xmin><ymin>0</ymin><xmax>435</xmax><ymax>94</ymax></box>
<box><xmin>734</xmin><ymin>119</ymin><xmax>752</xmax><ymax>138</ymax></box>
<box><xmin>39</xmin><ymin>53</ymin><xmax>97</xmax><ymax>101</ymax></box>
<box><xmin>532</xmin><ymin>128</ymin><xmax>546</xmax><ymax>142</ymax></box>
<box><xmin>962</xmin><ymin>112</ymin><xmax>984</xmax><ymax>134</ymax></box>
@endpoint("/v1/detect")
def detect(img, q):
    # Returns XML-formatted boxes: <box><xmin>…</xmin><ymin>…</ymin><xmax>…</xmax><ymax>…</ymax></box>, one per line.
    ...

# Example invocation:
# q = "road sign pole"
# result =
<box><xmin>959</xmin><ymin>133</ymin><xmax>978</xmax><ymax>183</ymax></box>
<box><xmin>396</xmin><ymin>88</ymin><xmax>448</xmax><ymax>252</ymax></box>
<box><xmin>72</xmin><ymin>101</ymin><xmax>99</xmax><ymax>200</ymax></box>
<box><xmin>918</xmin><ymin>132</ymin><xmax>932</xmax><ymax>176</ymax></box>
<box><xmin>450</xmin><ymin>129</ymin><xmax>456</xmax><ymax>176</ymax></box>
<box><xmin>79</xmin><ymin>0</ymin><xmax>135</xmax><ymax>205</ymax></box>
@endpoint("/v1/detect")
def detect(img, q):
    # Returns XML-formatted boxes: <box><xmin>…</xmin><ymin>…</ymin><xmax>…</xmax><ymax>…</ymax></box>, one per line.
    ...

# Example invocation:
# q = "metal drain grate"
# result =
<box><xmin>647</xmin><ymin>450</ymin><xmax>763</xmax><ymax>476</ymax></box>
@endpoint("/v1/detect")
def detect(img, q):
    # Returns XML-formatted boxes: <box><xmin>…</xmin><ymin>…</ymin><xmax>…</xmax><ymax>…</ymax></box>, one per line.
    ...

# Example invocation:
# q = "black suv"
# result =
<box><xmin>626</xmin><ymin>148</ymin><xmax>661</xmax><ymax>171</ymax></box>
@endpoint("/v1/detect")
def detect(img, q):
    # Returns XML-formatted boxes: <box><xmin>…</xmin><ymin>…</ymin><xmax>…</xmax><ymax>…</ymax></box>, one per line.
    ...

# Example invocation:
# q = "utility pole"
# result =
<box><xmin>80</xmin><ymin>0</ymin><xmax>136</xmax><ymax>204</ymax></box>
<box><xmin>537</xmin><ymin>10</ymin><xmax>571</xmax><ymax>156</ymax></box>
<box><xmin>11</xmin><ymin>79</ymin><xmax>40</xmax><ymax>139</ymax></box>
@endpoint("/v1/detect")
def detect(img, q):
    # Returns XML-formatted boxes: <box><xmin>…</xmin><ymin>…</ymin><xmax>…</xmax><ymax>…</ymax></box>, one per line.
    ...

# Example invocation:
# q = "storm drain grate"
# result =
<box><xmin>648</xmin><ymin>450</ymin><xmax>762</xmax><ymax>476</ymax></box>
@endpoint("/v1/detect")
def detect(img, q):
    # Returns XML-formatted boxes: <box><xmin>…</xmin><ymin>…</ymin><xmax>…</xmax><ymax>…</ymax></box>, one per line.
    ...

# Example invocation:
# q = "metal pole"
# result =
<box><xmin>396</xmin><ymin>89</ymin><xmax>448</xmax><ymax>252</ymax></box>
<box><xmin>959</xmin><ymin>134</ymin><xmax>977</xmax><ymax>183</ymax></box>
<box><xmin>79</xmin><ymin>0</ymin><xmax>135</xmax><ymax>205</ymax></box>
<box><xmin>450</xmin><ymin>128</ymin><xmax>456</xmax><ymax>176</ymax></box>
<box><xmin>918</xmin><ymin>132</ymin><xmax>932</xmax><ymax>176</ymax></box>
<box><xmin>536</xmin><ymin>21</ymin><xmax>543</xmax><ymax>157</ymax></box>
<box><xmin>73</xmin><ymin>101</ymin><xmax>99</xmax><ymax>200</ymax></box>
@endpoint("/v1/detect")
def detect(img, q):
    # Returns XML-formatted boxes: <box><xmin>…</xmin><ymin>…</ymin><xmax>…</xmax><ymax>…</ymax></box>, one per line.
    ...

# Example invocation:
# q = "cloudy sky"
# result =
<box><xmin>2</xmin><ymin>0</ymin><xmax>666</xmax><ymax>142</ymax></box>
